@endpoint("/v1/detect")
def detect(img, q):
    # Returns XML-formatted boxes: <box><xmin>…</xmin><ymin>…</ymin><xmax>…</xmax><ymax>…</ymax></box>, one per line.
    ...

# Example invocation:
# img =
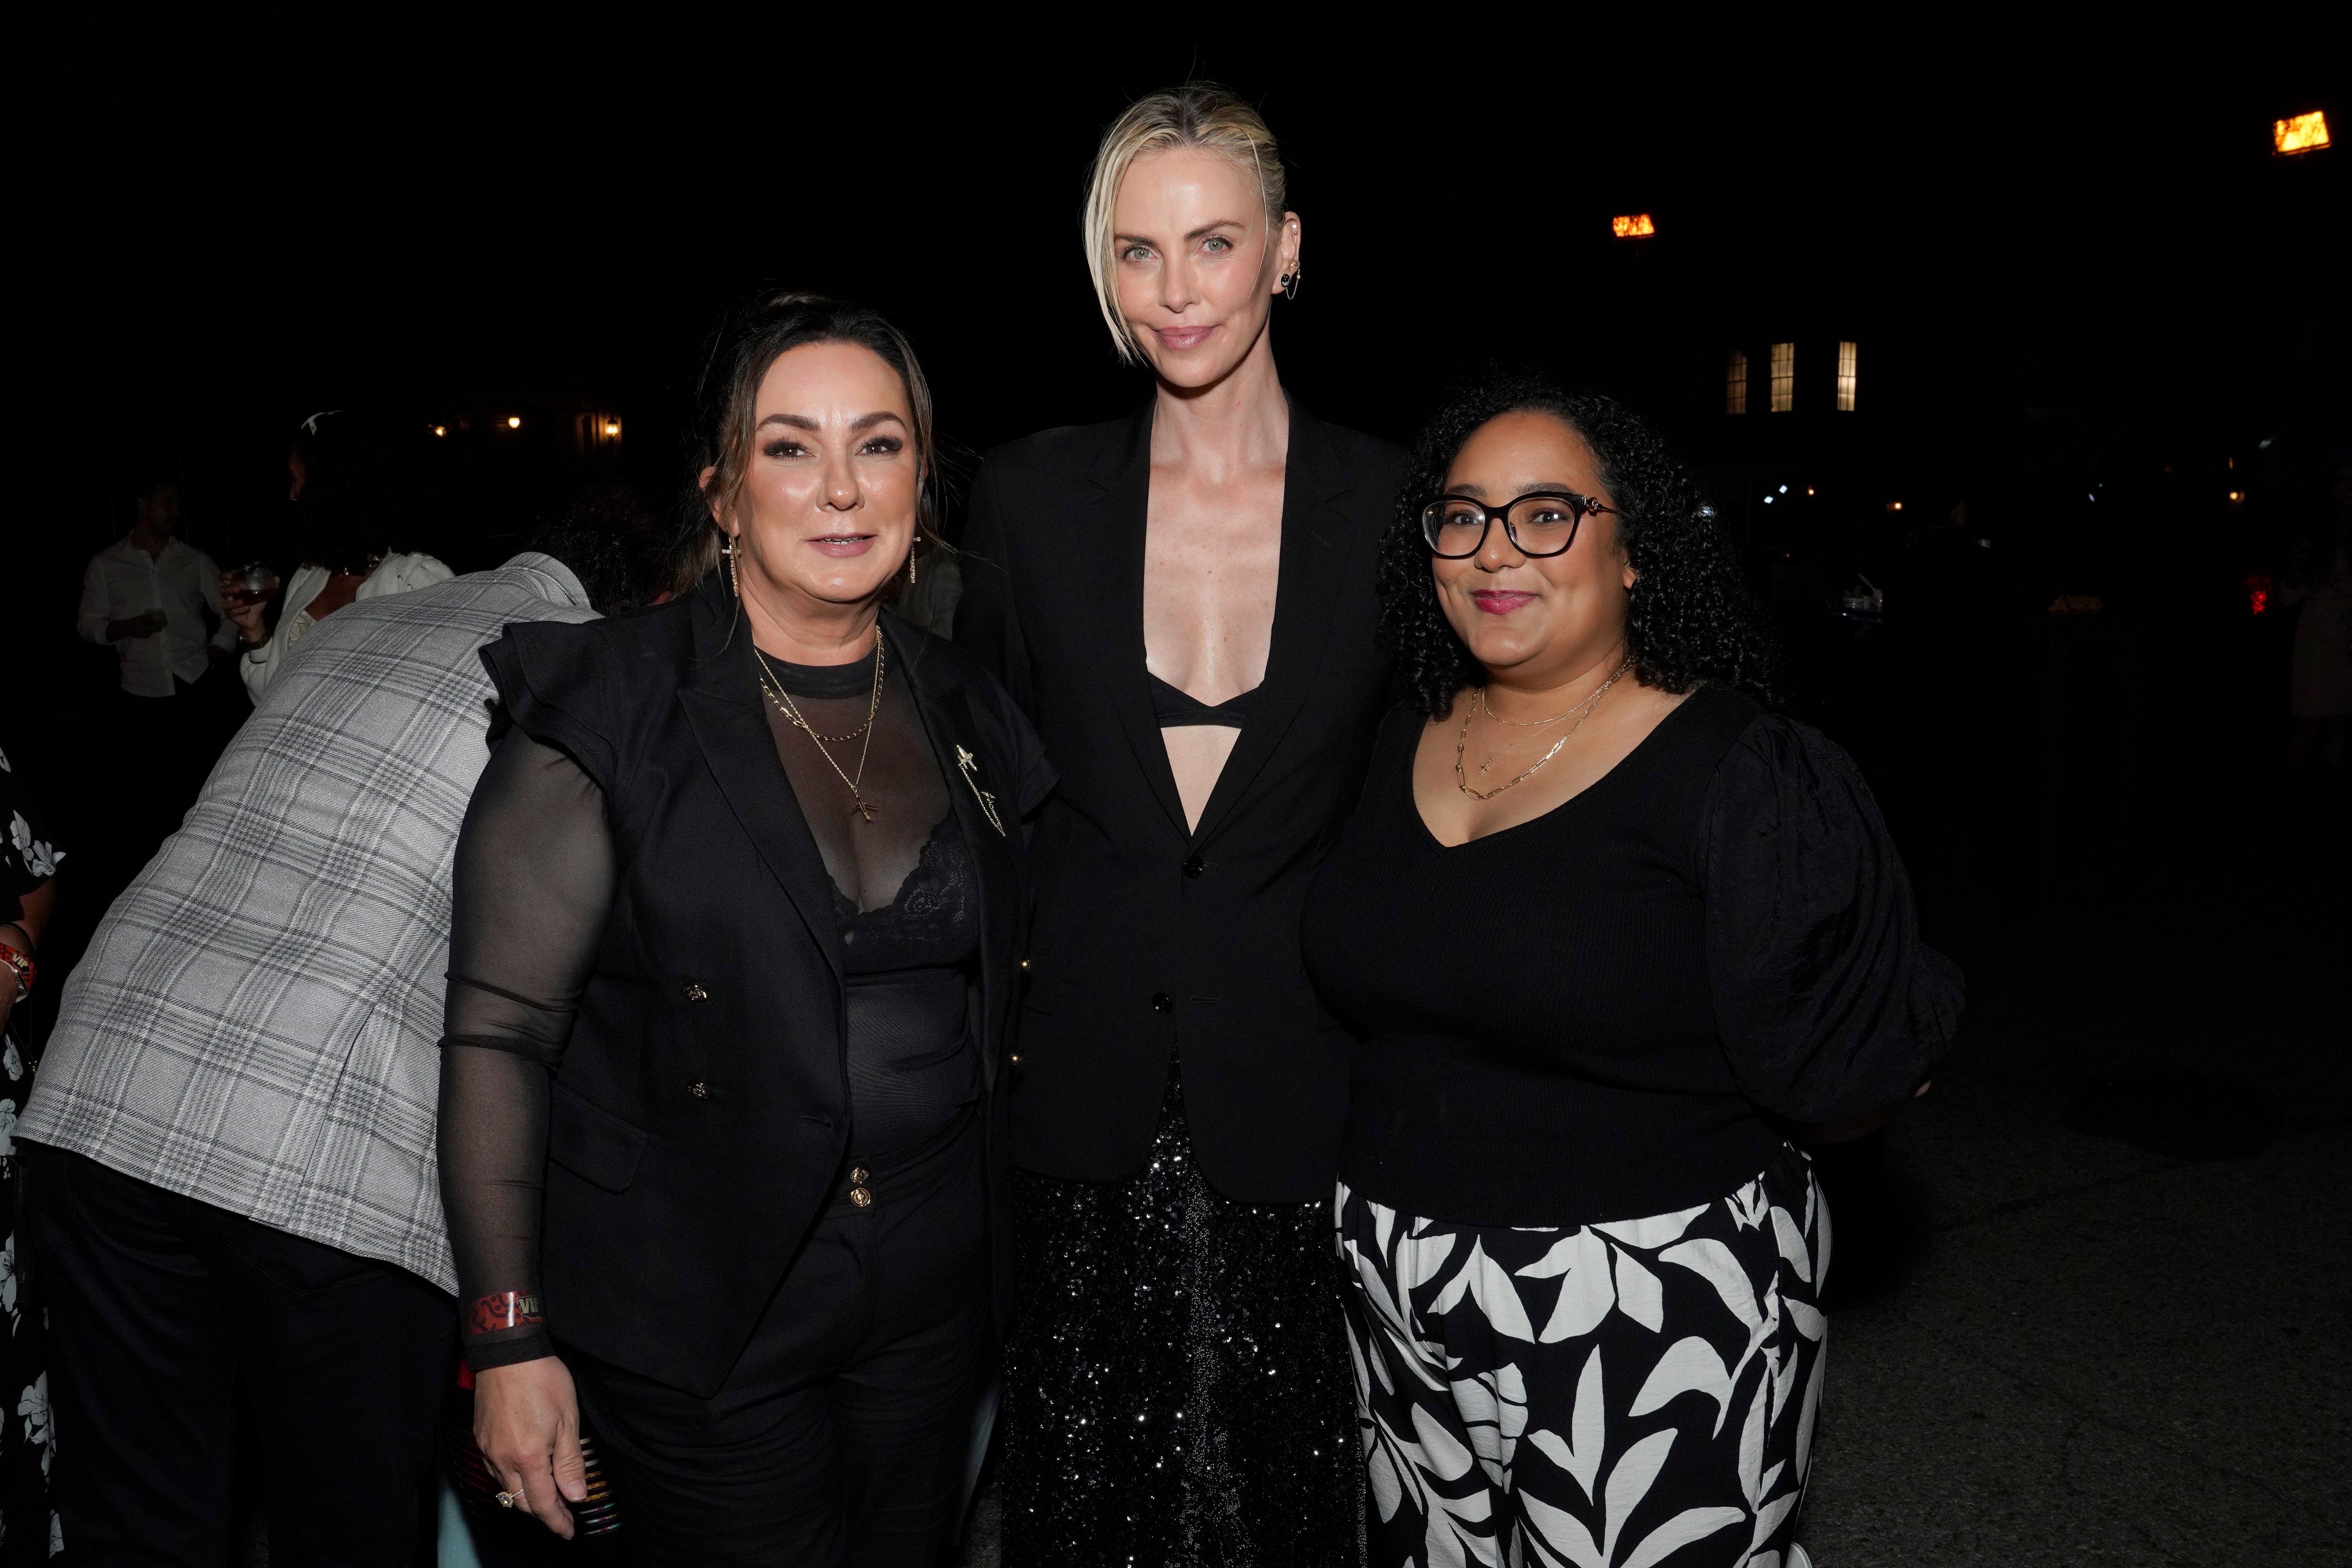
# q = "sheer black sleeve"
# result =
<box><xmin>1700</xmin><ymin>714</ymin><xmax>1964</xmax><ymax>1126</ymax></box>
<box><xmin>438</xmin><ymin>727</ymin><xmax>613</xmax><ymax>1369</ymax></box>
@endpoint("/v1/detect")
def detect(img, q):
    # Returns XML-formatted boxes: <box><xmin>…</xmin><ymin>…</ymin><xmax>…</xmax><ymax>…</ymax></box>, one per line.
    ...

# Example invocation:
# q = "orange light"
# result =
<box><xmin>2228</xmin><ymin>490</ymin><xmax>2244</xmax><ymax>502</ymax></box>
<box><xmin>1887</xmin><ymin>501</ymin><xmax>1904</xmax><ymax>512</ymax></box>
<box><xmin>506</xmin><ymin>416</ymin><xmax>522</xmax><ymax>430</ymax></box>
<box><xmin>604</xmin><ymin>420</ymin><xmax>620</xmax><ymax>436</ymax></box>
<box><xmin>1611</xmin><ymin>214</ymin><xmax>1655</xmax><ymax>239</ymax></box>
<box><xmin>431</xmin><ymin>424</ymin><xmax>447</xmax><ymax>438</ymax></box>
<box><xmin>2273</xmin><ymin>111</ymin><xmax>2331</xmax><ymax>154</ymax></box>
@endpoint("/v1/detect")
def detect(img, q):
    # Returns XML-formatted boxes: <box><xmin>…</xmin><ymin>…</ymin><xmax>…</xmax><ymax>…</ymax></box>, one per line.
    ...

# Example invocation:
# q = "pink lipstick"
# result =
<box><xmin>808</xmin><ymin>533</ymin><xmax>878</xmax><ymax>558</ymax></box>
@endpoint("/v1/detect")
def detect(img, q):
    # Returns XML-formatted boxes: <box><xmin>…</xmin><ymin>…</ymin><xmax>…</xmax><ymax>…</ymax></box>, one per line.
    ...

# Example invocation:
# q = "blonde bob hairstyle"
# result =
<box><xmin>680</xmin><ymin>291</ymin><xmax>942</xmax><ymax>592</ymax></box>
<box><xmin>1082</xmin><ymin>82</ymin><xmax>1288</xmax><ymax>365</ymax></box>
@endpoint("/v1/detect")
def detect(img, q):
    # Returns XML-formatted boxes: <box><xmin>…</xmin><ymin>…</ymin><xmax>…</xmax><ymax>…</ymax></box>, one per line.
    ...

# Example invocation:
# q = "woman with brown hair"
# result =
<box><xmin>956</xmin><ymin>84</ymin><xmax>1404</xmax><ymax>1564</ymax></box>
<box><xmin>439</xmin><ymin>294</ymin><xmax>1050</xmax><ymax>1563</ymax></box>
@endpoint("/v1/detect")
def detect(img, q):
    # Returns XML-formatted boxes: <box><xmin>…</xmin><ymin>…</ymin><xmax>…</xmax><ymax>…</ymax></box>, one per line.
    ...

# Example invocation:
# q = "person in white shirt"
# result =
<box><xmin>77</xmin><ymin>478</ymin><xmax>243</xmax><ymax>859</ymax></box>
<box><xmin>76</xmin><ymin>479</ymin><xmax>238</xmax><ymax>698</ymax></box>
<box><xmin>222</xmin><ymin>412</ymin><xmax>453</xmax><ymax>700</ymax></box>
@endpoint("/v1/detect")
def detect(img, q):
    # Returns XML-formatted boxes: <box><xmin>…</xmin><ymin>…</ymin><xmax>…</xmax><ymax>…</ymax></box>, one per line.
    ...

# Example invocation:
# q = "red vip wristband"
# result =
<box><xmin>465</xmin><ymin>1290</ymin><xmax>545</xmax><ymax>1338</ymax></box>
<box><xmin>0</xmin><ymin>939</ymin><xmax>33</xmax><ymax>1001</ymax></box>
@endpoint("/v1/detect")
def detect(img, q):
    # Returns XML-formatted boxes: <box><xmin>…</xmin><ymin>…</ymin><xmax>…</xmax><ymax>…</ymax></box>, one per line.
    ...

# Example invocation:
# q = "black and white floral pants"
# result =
<box><xmin>1337</xmin><ymin>1151</ymin><xmax>1828</xmax><ymax>1568</ymax></box>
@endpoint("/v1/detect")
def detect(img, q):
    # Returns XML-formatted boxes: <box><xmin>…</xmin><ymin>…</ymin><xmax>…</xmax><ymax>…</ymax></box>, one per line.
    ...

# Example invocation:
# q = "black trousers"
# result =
<box><xmin>567</xmin><ymin>1121</ymin><xmax>990</xmax><ymax>1568</ymax></box>
<box><xmin>23</xmin><ymin>1144</ymin><xmax>455</xmax><ymax>1566</ymax></box>
<box><xmin>112</xmin><ymin>665</ymin><xmax>243</xmax><ymax>871</ymax></box>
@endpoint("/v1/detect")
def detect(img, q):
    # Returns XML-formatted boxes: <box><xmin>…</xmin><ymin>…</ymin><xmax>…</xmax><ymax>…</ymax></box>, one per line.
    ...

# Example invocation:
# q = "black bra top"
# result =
<box><xmin>1149</xmin><ymin>670</ymin><xmax>1259</xmax><ymax>729</ymax></box>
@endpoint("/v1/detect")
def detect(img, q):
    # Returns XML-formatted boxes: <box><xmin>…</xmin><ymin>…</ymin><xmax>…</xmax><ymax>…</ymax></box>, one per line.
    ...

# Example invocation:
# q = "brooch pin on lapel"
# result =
<box><xmin>956</xmin><ymin>745</ymin><xmax>1006</xmax><ymax>836</ymax></box>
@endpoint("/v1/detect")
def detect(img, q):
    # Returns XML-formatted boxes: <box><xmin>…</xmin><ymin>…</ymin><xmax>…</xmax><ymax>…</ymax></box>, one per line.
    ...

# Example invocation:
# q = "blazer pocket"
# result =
<box><xmin>1019</xmin><ymin>964</ymin><xmax>1067</xmax><ymax>1017</ymax></box>
<box><xmin>548</xmin><ymin>1082</ymin><xmax>650</xmax><ymax>1194</ymax></box>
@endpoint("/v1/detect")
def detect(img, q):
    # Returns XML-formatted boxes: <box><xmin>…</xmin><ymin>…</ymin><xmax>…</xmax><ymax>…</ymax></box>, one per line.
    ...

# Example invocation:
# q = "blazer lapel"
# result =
<box><xmin>1188</xmin><ymin>405</ymin><xmax>1352</xmax><ymax>848</ymax></box>
<box><xmin>892</xmin><ymin>616</ymin><xmax>1019</xmax><ymax>1088</ymax></box>
<box><xmin>675</xmin><ymin>584</ymin><xmax>845</xmax><ymax>978</ymax></box>
<box><xmin>1086</xmin><ymin>406</ymin><xmax>1190</xmax><ymax>841</ymax></box>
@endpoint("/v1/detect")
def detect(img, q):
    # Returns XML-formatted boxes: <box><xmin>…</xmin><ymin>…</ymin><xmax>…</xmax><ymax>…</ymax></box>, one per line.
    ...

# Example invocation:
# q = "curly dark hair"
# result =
<box><xmin>1376</xmin><ymin>371</ymin><xmax>1781</xmax><ymax>717</ymax></box>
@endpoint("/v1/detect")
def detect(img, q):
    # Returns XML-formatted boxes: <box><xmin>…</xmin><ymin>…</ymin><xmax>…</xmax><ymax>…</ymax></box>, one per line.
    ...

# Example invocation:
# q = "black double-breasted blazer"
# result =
<box><xmin>484</xmin><ymin>579</ymin><xmax>1051</xmax><ymax>1396</ymax></box>
<box><xmin>955</xmin><ymin>401</ymin><xmax>1406</xmax><ymax>1203</ymax></box>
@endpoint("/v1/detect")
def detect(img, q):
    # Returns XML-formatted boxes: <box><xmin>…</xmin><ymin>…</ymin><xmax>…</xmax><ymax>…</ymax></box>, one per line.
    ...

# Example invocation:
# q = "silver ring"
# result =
<box><xmin>495</xmin><ymin>1489</ymin><xmax>522</xmax><ymax>1509</ymax></box>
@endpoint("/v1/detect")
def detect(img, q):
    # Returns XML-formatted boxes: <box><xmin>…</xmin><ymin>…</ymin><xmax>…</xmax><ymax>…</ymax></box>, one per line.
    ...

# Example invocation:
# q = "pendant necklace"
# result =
<box><xmin>754</xmin><ymin>636</ymin><xmax>887</xmax><ymax>822</ymax></box>
<box><xmin>1455</xmin><ymin>657</ymin><xmax>1631</xmax><ymax>801</ymax></box>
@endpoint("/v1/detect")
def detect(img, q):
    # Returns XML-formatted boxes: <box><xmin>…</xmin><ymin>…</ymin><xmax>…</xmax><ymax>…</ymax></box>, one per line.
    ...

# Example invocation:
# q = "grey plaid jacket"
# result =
<box><xmin>22</xmin><ymin>554</ymin><xmax>599</xmax><ymax>1290</ymax></box>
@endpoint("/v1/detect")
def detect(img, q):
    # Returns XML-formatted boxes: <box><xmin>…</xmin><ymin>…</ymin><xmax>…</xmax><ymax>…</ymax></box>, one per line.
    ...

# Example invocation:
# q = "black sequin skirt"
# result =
<box><xmin>1001</xmin><ymin>1063</ymin><xmax>1362</xmax><ymax>1568</ymax></box>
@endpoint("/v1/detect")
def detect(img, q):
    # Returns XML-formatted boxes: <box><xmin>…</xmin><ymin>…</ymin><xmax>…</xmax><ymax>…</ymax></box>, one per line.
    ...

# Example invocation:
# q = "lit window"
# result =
<box><xmin>1769</xmin><ymin>342</ymin><xmax>1794</xmax><ymax>413</ymax></box>
<box><xmin>1836</xmin><ymin>341</ymin><xmax>1858</xmax><ymax>412</ymax></box>
<box><xmin>1725</xmin><ymin>350</ymin><xmax>1748</xmax><ymax>415</ymax></box>
<box><xmin>1612</xmin><ymin>214</ymin><xmax>1655</xmax><ymax>238</ymax></box>
<box><xmin>2273</xmin><ymin>111</ymin><xmax>2330</xmax><ymax>155</ymax></box>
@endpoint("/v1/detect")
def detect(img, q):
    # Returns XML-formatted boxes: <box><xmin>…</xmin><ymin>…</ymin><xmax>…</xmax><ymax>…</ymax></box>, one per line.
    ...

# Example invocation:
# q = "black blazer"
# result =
<box><xmin>484</xmin><ymin>579</ymin><xmax>1051</xmax><ymax>1397</ymax></box>
<box><xmin>955</xmin><ymin>402</ymin><xmax>1406</xmax><ymax>1202</ymax></box>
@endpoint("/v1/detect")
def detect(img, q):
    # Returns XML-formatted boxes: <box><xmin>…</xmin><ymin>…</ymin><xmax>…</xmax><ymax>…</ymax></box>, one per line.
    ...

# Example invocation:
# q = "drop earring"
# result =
<box><xmin>724</xmin><ymin>533</ymin><xmax>742</xmax><ymax>600</ymax></box>
<box><xmin>907</xmin><ymin>545</ymin><xmax>918</xmax><ymax>587</ymax></box>
<box><xmin>1280</xmin><ymin>267</ymin><xmax>1302</xmax><ymax>301</ymax></box>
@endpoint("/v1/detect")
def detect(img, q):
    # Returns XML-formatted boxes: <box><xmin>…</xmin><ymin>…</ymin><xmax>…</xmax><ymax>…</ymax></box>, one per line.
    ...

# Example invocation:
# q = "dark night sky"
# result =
<box><xmin>12</xmin><ymin>21</ymin><xmax>2346</xmax><ymax>624</ymax></box>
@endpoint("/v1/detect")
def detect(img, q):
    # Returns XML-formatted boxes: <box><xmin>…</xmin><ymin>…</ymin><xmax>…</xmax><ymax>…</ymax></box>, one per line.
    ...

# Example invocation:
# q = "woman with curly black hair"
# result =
<box><xmin>1302</xmin><ymin>374</ymin><xmax>1963</xmax><ymax>1567</ymax></box>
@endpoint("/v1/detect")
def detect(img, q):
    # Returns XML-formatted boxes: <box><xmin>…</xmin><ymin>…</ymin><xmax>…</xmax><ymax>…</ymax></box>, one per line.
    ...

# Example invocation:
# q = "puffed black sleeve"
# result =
<box><xmin>437</xmin><ymin>726</ymin><xmax>614</xmax><ymax>1369</ymax></box>
<box><xmin>1699</xmin><ymin>714</ymin><xmax>1963</xmax><ymax>1125</ymax></box>
<box><xmin>953</xmin><ymin>461</ymin><xmax>1034</xmax><ymax>716</ymax></box>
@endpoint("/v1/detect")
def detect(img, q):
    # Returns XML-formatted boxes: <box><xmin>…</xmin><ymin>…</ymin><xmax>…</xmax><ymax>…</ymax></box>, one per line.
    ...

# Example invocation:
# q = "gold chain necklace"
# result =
<box><xmin>754</xmin><ymin>637</ymin><xmax>887</xmax><ymax>821</ymax></box>
<box><xmin>1454</xmin><ymin>658</ymin><xmax>1631</xmax><ymax>801</ymax></box>
<box><xmin>754</xmin><ymin>645</ymin><xmax>875</xmax><ymax>742</ymax></box>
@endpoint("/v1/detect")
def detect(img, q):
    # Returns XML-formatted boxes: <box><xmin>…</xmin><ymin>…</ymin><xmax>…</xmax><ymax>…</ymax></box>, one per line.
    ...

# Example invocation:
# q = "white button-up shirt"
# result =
<box><xmin>77</xmin><ymin>536</ymin><xmax>238</xmax><ymax>697</ymax></box>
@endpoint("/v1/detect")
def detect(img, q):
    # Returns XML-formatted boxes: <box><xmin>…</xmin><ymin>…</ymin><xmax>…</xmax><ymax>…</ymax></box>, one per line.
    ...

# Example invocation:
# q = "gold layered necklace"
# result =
<box><xmin>1454</xmin><ymin>657</ymin><xmax>1632</xmax><ymax>801</ymax></box>
<box><xmin>754</xmin><ymin>637</ymin><xmax>887</xmax><ymax>822</ymax></box>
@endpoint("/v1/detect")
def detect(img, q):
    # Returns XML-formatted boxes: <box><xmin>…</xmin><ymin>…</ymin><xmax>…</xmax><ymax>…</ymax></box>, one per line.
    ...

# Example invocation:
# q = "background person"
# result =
<box><xmin>446</xmin><ymin>296</ymin><xmax>1049</xmax><ymax>1562</ymax></box>
<box><xmin>955</xmin><ymin>84</ymin><xmax>1404</xmax><ymax>1565</ymax></box>
<box><xmin>225</xmin><ymin>409</ymin><xmax>454</xmax><ymax>698</ymax></box>
<box><xmin>19</xmin><ymin>491</ymin><xmax>670</xmax><ymax>1565</ymax></box>
<box><xmin>0</xmin><ymin>744</ymin><xmax>63</xmax><ymax>1552</ymax></box>
<box><xmin>75</xmin><ymin>473</ymin><xmax>241</xmax><ymax>857</ymax></box>
<box><xmin>1303</xmin><ymin>375</ymin><xmax>1961</xmax><ymax>1566</ymax></box>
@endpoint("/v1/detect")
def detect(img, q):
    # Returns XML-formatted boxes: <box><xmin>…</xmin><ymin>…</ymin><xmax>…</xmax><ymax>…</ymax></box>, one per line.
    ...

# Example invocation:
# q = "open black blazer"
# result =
<box><xmin>484</xmin><ymin>578</ymin><xmax>1051</xmax><ymax>1396</ymax></box>
<box><xmin>955</xmin><ymin>401</ymin><xmax>1405</xmax><ymax>1203</ymax></box>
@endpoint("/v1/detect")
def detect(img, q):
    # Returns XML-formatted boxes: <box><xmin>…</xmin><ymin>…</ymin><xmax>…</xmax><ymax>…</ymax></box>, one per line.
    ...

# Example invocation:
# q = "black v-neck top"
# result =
<box><xmin>1301</xmin><ymin>685</ymin><xmax>1963</xmax><ymax>1227</ymax></box>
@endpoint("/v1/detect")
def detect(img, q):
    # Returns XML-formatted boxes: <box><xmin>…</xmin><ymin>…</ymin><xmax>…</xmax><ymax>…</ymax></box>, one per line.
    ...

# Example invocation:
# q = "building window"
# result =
<box><xmin>1836</xmin><ymin>342</ymin><xmax>1858</xmax><ymax>412</ymax></box>
<box><xmin>1769</xmin><ymin>342</ymin><xmax>1794</xmax><ymax>413</ymax></box>
<box><xmin>1725</xmin><ymin>350</ymin><xmax>1748</xmax><ymax>415</ymax></box>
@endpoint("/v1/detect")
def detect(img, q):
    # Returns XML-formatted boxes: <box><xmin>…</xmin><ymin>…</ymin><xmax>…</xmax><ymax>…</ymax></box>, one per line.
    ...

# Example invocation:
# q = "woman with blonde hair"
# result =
<box><xmin>957</xmin><ymin>83</ymin><xmax>1402</xmax><ymax>1564</ymax></box>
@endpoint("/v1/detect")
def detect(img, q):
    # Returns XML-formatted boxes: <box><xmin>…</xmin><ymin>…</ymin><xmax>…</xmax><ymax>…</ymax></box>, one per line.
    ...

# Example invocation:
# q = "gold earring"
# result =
<box><xmin>725</xmin><ymin>533</ymin><xmax>742</xmax><ymax>600</ymax></box>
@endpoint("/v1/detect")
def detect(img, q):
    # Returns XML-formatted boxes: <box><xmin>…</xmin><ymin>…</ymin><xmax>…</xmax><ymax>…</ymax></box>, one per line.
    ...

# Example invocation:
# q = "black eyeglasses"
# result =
<box><xmin>1420</xmin><ymin>491</ymin><xmax>1615</xmax><ymax>559</ymax></box>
